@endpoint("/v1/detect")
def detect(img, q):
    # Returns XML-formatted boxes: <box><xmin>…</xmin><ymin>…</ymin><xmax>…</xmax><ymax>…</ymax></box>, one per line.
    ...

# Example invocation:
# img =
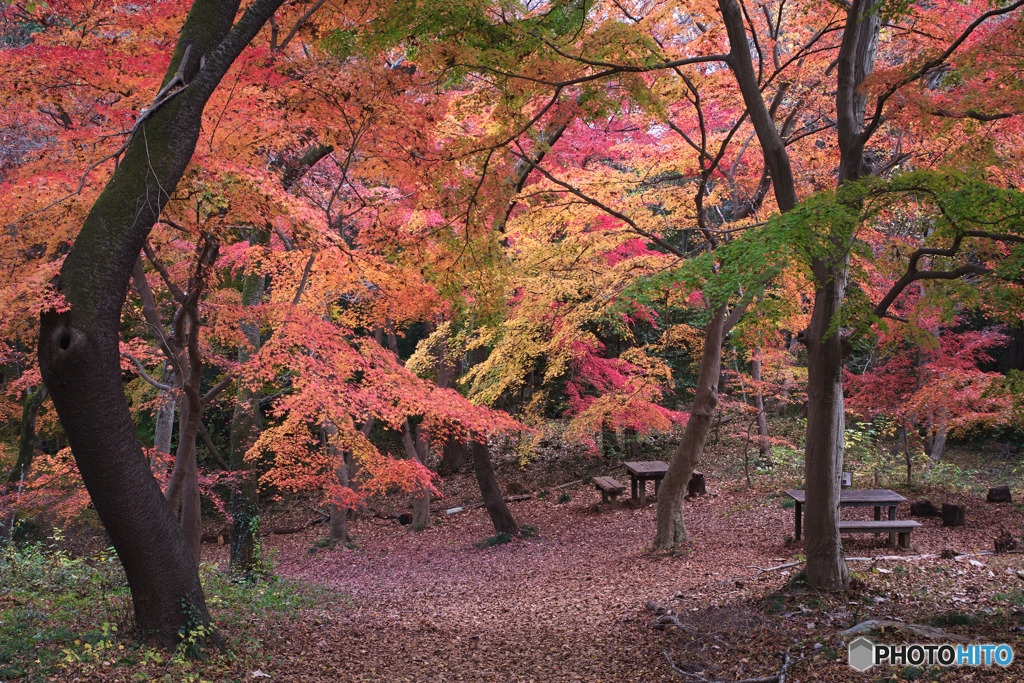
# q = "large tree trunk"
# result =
<box><xmin>6</xmin><ymin>383</ymin><xmax>47</xmax><ymax>485</ymax></box>
<box><xmin>801</xmin><ymin>267</ymin><xmax>851</xmax><ymax>589</ymax></box>
<box><xmin>36</xmin><ymin>0</ymin><xmax>286</xmax><ymax>647</ymax></box>
<box><xmin>799</xmin><ymin>0</ymin><xmax>880</xmax><ymax>590</ymax></box>
<box><xmin>229</xmin><ymin>265</ymin><xmax>264</xmax><ymax>575</ymax></box>
<box><xmin>654</xmin><ymin>306</ymin><xmax>726</xmax><ymax>548</ymax></box>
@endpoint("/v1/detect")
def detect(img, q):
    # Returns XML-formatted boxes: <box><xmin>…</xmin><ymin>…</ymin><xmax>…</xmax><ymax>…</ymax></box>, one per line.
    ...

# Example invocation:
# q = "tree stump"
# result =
<box><xmin>910</xmin><ymin>500</ymin><xmax>940</xmax><ymax>517</ymax></box>
<box><xmin>987</xmin><ymin>486</ymin><xmax>1012</xmax><ymax>503</ymax></box>
<box><xmin>687</xmin><ymin>471</ymin><xmax>706</xmax><ymax>498</ymax></box>
<box><xmin>995</xmin><ymin>527</ymin><xmax>1018</xmax><ymax>554</ymax></box>
<box><xmin>941</xmin><ymin>504</ymin><xmax>966</xmax><ymax>527</ymax></box>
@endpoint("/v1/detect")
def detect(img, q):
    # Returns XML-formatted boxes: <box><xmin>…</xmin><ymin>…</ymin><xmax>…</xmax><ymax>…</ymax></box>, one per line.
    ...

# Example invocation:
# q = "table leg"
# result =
<box><xmin>795</xmin><ymin>502</ymin><xmax>802</xmax><ymax>540</ymax></box>
<box><xmin>638</xmin><ymin>478</ymin><xmax>647</xmax><ymax>505</ymax></box>
<box><xmin>889</xmin><ymin>505</ymin><xmax>897</xmax><ymax>546</ymax></box>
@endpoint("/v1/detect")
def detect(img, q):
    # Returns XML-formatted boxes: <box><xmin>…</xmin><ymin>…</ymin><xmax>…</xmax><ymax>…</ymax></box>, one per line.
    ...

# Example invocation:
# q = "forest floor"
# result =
<box><xmin>7</xmin><ymin>436</ymin><xmax>1024</xmax><ymax>682</ymax></box>
<box><xmin>202</xmin><ymin>453</ymin><xmax>1024</xmax><ymax>683</ymax></box>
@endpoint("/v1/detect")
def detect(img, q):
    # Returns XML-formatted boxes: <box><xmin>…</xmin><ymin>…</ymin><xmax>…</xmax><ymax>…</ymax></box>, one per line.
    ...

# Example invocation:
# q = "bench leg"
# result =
<box><xmin>601</xmin><ymin>490</ymin><xmax>610</xmax><ymax>504</ymax></box>
<box><xmin>898</xmin><ymin>531</ymin><xmax>910</xmax><ymax>549</ymax></box>
<box><xmin>609</xmin><ymin>493</ymin><xmax>618</xmax><ymax>508</ymax></box>
<box><xmin>795</xmin><ymin>502</ymin><xmax>802</xmax><ymax>541</ymax></box>
<box><xmin>638</xmin><ymin>479</ymin><xmax>647</xmax><ymax>505</ymax></box>
<box><xmin>654</xmin><ymin>478</ymin><xmax>662</xmax><ymax>498</ymax></box>
<box><xmin>631</xmin><ymin>477</ymin><xmax>638</xmax><ymax>501</ymax></box>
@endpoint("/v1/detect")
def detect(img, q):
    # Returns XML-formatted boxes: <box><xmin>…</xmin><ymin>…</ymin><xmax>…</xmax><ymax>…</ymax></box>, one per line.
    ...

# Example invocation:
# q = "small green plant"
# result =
<box><xmin>929</xmin><ymin>611</ymin><xmax>974</xmax><ymax>627</ymax></box>
<box><xmin>993</xmin><ymin>589</ymin><xmax>1024</xmax><ymax>606</ymax></box>
<box><xmin>519</xmin><ymin>524</ymin><xmax>539</xmax><ymax>538</ymax></box>
<box><xmin>536</xmin><ymin>490</ymin><xmax>550</xmax><ymax>499</ymax></box>
<box><xmin>763</xmin><ymin>593</ymin><xmax>787</xmax><ymax>615</ymax></box>
<box><xmin>175</xmin><ymin>599</ymin><xmax>210</xmax><ymax>660</ymax></box>
<box><xmin>556</xmin><ymin>493</ymin><xmax>571</xmax><ymax>504</ymax></box>
<box><xmin>780</xmin><ymin>498</ymin><xmax>795</xmax><ymax>509</ymax></box>
<box><xmin>898</xmin><ymin>665</ymin><xmax>926</xmax><ymax>680</ymax></box>
<box><xmin>474</xmin><ymin>532</ymin><xmax>514</xmax><ymax>548</ymax></box>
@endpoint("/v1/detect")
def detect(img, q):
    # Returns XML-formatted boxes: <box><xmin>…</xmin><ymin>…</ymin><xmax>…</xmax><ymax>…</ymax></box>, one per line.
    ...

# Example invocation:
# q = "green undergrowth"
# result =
<box><xmin>474</xmin><ymin>523</ymin><xmax>540</xmax><ymax>549</ymax></box>
<box><xmin>0</xmin><ymin>534</ymin><xmax>345</xmax><ymax>682</ymax></box>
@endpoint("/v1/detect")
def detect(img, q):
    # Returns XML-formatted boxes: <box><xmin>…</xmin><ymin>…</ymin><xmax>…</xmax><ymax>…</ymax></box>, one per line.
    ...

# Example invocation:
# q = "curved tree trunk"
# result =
<box><xmin>472</xmin><ymin>440</ymin><xmax>518</xmax><ymax>535</ymax></box>
<box><xmin>36</xmin><ymin>0</ymin><xmax>286</xmax><ymax>647</ymax></box>
<box><xmin>654</xmin><ymin>306</ymin><xmax>726</xmax><ymax>548</ymax></box>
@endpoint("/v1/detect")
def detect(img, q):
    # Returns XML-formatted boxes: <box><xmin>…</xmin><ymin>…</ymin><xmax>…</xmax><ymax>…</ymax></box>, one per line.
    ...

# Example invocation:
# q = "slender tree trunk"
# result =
<box><xmin>228</xmin><ymin>264</ymin><xmax>264</xmax><ymax>575</ymax></box>
<box><xmin>6</xmin><ymin>384</ymin><xmax>47</xmax><ymax>485</ymax></box>
<box><xmin>152</xmin><ymin>363</ymin><xmax>176</xmax><ymax>474</ymax></box>
<box><xmin>751</xmin><ymin>357</ymin><xmax>771</xmax><ymax>463</ymax></box>
<box><xmin>167</xmin><ymin>389</ymin><xmax>204</xmax><ymax>565</ymax></box>
<box><xmin>1</xmin><ymin>384</ymin><xmax>47</xmax><ymax>539</ymax></box>
<box><xmin>601</xmin><ymin>418</ymin><xmax>618</xmax><ymax>460</ymax></box>
<box><xmin>322</xmin><ymin>422</ymin><xmax>350</xmax><ymax>546</ymax></box>
<box><xmin>401</xmin><ymin>420</ymin><xmax>431</xmax><ymax>528</ymax></box>
<box><xmin>37</xmin><ymin>1</ymin><xmax>285</xmax><ymax>645</ymax></box>
<box><xmin>654</xmin><ymin>306</ymin><xmax>726</xmax><ymax>548</ymax></box>
<box><xmin>928</xmin><ymin>415</ymin><xmax>948</xmax><ymax>464</ymax></box>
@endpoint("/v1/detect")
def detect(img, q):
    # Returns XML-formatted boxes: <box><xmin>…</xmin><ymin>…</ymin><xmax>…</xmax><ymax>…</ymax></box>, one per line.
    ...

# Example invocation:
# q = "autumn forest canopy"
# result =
<box><xmin>2</xmin><ymin>0</ymin><xmax>1024</xmax><ymax>677</ymax></box>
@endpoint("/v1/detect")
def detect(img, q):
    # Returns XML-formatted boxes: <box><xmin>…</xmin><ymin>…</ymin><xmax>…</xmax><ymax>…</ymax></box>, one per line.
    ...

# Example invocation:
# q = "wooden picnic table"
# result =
<box><xmin>623</xmin><ymin>461</ymin><xmax>669</xmax><ymax>505</ymax></box>
<box><xmin>784</xmin><ymin>489</ymin><xmax>907</xmax><ymax>541</ymax></box>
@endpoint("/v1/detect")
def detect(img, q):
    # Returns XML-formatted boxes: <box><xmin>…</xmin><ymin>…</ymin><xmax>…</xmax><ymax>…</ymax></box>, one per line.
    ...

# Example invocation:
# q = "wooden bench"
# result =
<box><xmin>593</xmin><ymin>476</ymin><xmax>627</xmax><ymax>505</ymax></box>
<box><xmin>839</xmin><ymin>520</ymin><xmax>922</xmax><ymax>548</ymax></box>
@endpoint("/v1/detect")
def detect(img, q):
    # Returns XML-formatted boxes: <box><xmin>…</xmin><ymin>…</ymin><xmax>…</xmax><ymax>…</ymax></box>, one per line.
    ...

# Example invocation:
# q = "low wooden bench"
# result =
<box><xmin>594</xmin><ymin>476</ymin><xmax>627</xmax><ymax>505</ymax></box>
<box><xmin>839</xmin><ymin>520</ymin><xmax>922</xmax><ymax>548</ymax></box>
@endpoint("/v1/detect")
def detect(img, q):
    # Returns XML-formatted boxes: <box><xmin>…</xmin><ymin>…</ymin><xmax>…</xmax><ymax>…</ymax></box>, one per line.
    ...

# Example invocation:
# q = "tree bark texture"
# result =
<box><xmin>36</xmin><ymin>0</ymin><xmax>286</xmax><ymax>647</ymax></box>
<box><xmin>654</xmin><ymin>306</ymin><xmax>726</xmax><ymax>548</ymax></box>
<box><xmin>801</xmin><ymin>265</ymin><xmax>851</xmax><ymax>589</ymax></box>
<box><xmin>472</xmin><ymin>440</ymin><xmax>519</xmax><ymax>535</ymax></box>
<box><xmin>799</xmin><ymin>0</ymin><xmax>880</xmax><ymax>590</ymax></box>
<box><xmin>401</xmin><ymin>420</ymin><xmax>431</xmax><ymax>528</ymax></box>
